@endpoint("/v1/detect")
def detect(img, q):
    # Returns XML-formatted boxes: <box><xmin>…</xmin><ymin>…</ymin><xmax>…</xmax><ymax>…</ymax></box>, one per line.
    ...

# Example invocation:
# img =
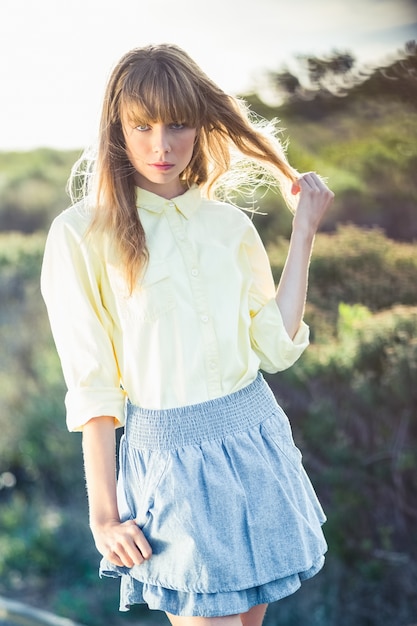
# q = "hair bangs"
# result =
<box><xmin>120</xmin><ymin>62</ymin><xmax>204</xmax><ymax>128</ymax></box>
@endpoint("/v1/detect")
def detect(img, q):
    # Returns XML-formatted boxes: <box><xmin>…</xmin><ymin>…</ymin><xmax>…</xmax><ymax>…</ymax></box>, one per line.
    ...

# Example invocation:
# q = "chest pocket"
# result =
<box><xmin>134</xmin><ymin>261</ymin><xmax>176</xmax><ymax>323</ymax></box>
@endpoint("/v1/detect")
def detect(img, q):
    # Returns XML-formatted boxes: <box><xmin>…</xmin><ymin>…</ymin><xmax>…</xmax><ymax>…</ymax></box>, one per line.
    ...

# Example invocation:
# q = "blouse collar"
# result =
<box><xmin>135</xmin><ymin>185</ymin><xmax>202</xmax><ymax>219</ymax></box>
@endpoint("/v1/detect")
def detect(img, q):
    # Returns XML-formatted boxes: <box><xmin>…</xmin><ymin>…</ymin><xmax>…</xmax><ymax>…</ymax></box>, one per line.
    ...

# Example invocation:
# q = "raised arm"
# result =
<box><xmin>275</xmin><ymin>172</ymin><xmax>334</xmax><ymax>339</ymax></box>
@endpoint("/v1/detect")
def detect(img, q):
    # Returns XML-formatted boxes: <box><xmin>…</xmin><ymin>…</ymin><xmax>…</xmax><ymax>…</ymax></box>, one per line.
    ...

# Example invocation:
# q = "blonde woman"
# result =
<box><xmin>41</xmin><ymin>43</ymin><xmax>333</xmax><ymax>626</ymax></box>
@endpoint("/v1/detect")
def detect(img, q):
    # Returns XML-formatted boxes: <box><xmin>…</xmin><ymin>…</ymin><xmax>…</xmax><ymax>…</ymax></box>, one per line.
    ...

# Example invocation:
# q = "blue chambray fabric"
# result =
<box><xmin>100</xmin><ymin>373</ymin><xmax>327</xmax><ymax>617</ymax></box>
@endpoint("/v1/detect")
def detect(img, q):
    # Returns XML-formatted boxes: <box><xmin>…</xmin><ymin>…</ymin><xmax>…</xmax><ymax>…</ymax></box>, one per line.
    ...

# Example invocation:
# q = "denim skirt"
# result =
<box><xmin>99</xmin><ymin>372</ymin><xmax>327</xmax><ymax>617</ymax></box>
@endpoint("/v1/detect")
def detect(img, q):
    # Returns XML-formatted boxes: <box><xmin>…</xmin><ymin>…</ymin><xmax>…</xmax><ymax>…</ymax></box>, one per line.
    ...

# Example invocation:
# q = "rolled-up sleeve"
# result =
<box><xmin>244</xmin><ymin>222</ymin><xmax>310</xmax><ymax>373</ymax></box>
<box><xmin>250</xmin><ymin>299</ymin><xmax>309</xmax><ymax>372</ymax></box>
<box><xmin>40</xmin><ymin>210</ymin><xmax>126</xmax><ymax>431</ymax></box>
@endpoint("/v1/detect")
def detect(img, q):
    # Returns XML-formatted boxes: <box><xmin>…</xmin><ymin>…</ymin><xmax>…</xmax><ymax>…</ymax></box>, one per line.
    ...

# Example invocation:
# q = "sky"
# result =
<box><xmin>1</xmin><ymin>0</ymin><xmax>416</xmax><ymax>151</ymax></box>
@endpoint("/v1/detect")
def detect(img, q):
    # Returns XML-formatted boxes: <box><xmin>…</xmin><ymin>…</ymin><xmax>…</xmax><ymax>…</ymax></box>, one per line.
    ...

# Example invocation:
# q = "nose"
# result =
<box><xmin>152</xmin><ymin>125</ymin><xmax>171</xmax><ymax>155</ymax></box>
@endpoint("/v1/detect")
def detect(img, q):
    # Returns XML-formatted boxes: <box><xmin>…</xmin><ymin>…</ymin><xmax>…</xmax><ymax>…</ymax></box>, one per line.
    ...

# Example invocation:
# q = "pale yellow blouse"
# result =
<box><xmin>41</xmin><ymin>186</ymin><xmax>309</xmax><ymax>432</ymax></box>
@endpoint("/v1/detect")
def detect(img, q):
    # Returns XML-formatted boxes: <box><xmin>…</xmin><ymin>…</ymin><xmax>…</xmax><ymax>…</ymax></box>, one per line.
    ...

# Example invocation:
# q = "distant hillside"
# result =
<box><xmin>0</xmin><ymin>148</ymin><xmax>79</xmax><ymax>233</ymax></box>
<box><xmin>243</xmin><ymin>42</ymin><xmax>417</xmax><ymax>244</ymax></box>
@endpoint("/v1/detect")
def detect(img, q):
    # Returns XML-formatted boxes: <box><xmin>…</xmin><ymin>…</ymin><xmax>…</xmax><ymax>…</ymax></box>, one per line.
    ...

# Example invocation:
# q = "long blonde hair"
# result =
<box><xmin>69</xmin><ymin>43</ymin><xmax>299</xmax><ymax>291</ymax></box>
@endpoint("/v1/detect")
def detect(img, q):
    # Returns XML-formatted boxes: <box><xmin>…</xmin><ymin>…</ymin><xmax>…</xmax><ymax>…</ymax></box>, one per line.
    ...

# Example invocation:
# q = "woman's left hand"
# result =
<box><xmin>291</xmin><ymin>172</ymin><xmax>334</xmax><ymax>237</ymax></box>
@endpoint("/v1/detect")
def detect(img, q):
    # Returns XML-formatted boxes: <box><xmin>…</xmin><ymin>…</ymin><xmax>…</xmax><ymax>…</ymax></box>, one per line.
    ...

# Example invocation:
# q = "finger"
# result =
<box><xmin>124</xmin><ymin>540</ymin><xmax>147</xmax><ymax>567</ymax></box>
<box><xmin>123</xmin><ymin>519</ymin><xmax>153</xmax><ymax>561</ymax></box>
<box><xmin>134</xmin><ymin>532</ymin><xmax>153</xmax><ymax>560</ymax></box>
<box><xmin>309</xmin><ymin>173</ymin><xmax>331</xmax><ymax>193</ymax></box>
<box><xmin>107</xmin><ymin>540</ymin><xmax>144</xmax><ymax>568</ymax></box>
<box><xmin>106</xmin><ymin>550</ymin><xmax>127</xmax><ymax>568</ymax></box>
<box><xmin>297</xmin><ymin>173</ymin><xmax>334</xmax><ymax>201</ymax></box>
<box><xmin>292</xmin><ymin>173</ymin><xmax>316</xmax><ymax>194</ymax></box>
<box><xmin>298</xmin><ymin>172</ymin><xmax>321</xmax><ymax>190</ymax></box>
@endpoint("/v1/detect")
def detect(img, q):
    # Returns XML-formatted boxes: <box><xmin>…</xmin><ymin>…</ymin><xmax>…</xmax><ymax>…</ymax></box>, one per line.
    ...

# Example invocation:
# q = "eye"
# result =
<box><xmin>135</xmin><ymin>123</ymin><xmax>150</xmax><ymax>131</ymax></box>
<box><xmin>169</xmin><ymin>122</ymin><xmax>185</xmax><ymax>130</ymax></box>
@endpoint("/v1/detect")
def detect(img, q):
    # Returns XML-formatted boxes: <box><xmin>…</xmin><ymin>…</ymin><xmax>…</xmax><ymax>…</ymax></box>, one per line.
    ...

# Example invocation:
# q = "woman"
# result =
<box><xmin>41</xmin><ymin>43</ymin><xmax>334</xmax><ymax>625</ymax></box>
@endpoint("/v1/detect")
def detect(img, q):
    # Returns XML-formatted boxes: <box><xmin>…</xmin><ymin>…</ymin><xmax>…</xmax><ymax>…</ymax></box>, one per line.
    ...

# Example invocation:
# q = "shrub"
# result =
<box><xmin>268</xmin><ymin>225</ymin><xmax>417</xmax><ymax>341</ymax></box>
<box><xmin>266</xmin><ymin>304</ymin><xmax>417</xmax><ymax>624</ymax></box>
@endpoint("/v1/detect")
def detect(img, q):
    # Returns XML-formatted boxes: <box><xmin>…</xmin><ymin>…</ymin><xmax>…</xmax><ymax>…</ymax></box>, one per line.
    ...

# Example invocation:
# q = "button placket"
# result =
<box><xmin>163</xmin><ymin>205</ymin><xmax>222</xmax><ymax>397</ymax></box>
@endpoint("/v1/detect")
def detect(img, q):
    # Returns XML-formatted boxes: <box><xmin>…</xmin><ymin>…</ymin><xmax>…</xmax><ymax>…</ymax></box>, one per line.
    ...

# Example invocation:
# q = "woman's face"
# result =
<box><xmin>122</xmin><ymin>114</ymin><xmax>197</xmax><ymax>199</ymax></box>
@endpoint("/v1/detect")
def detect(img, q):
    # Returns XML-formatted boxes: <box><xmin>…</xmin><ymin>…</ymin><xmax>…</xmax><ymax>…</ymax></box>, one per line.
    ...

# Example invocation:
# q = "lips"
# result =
<box><xmin>149</xmin><ymin>162</ymin><xmax>174</xmax><ymax>171</ymax></box>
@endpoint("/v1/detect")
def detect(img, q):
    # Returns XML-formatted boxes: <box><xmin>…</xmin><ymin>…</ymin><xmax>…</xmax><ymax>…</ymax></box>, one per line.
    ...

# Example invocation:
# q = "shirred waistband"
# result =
<box><xmin>125</xmin><ymin>372</ymin><xmax>279</xmax><ymax>450</ymax></box>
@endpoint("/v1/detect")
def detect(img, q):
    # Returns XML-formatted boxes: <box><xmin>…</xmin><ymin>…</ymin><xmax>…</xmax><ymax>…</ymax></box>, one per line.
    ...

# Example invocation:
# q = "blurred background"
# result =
<box><xmin>0</xmin><ymin>0</ymin><xmax>416</xmax><ymax>624</ymax></box>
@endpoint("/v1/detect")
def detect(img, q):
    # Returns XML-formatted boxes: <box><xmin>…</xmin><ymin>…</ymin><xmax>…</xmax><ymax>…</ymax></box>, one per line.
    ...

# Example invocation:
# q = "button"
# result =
<box><xmin>200</xmin><ymin>314</ymin><xmax>209</xmax><ymax>323</ymax></box>
<box><xmin>168</xmin><ymin>201</ymin><xmax>175</xmax><ymax>208</ymax></box>
<box><xmin>209</xmin><ymin>361</ymin><xmax>217</xmax><ymax>370</ymax></box>
<box><xmin>191</xmin><ymin>268</ymin><xmax>199</xmax><ymax>277</ymax></box>
<box><xmin>178</xmin><ymin>232</ymin><xmax>185</xmax><ymax>240</ymax></box>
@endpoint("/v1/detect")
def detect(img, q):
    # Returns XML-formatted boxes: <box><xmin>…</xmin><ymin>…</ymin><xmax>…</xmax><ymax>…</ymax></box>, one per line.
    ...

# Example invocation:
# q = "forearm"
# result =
<box><xmin>81</xmin><ymin>416</ymin><xmax>152</xmax><ymax>567</ymax></box>
<box><xmin>275</xmin><ymin>172</ymin><xmax>334</xmax><ymax>338</ymax></box>
<box><xmin>82</xmin><ymin>415</ymin><xmax>120</xmax><ymax>530</ymax></box>
<box><xmin>275</xmin><ymin>225</ymin><xmax>315</xmax><ymax>339</ymax></box>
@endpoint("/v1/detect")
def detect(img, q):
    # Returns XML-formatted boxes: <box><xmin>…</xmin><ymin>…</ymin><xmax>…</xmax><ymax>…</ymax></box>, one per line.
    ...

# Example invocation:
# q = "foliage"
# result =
<box><xmin>248</xmin><ymin>97</ymin><xmax>417</xmax><ymax>243</ymax></box>
<box><xmin>266</xmin><ymin>304</ymin><xmax>417</xmax><ymax>624</ymax></box>
<box><xmin>1</xmin><ymin>45</ymin><xmax>417</xmax><ymax>626</ymax></box>
<box><xmin>0</xmin><ymin>148</ymin><xmax>79</xmax><ymax>233</ymax></box>
<box><xmin>267</xmin><ymin>49</ymin><xmax>356</xmax><ymax>100</ymax></box>
<box><xmin>267</xmin><ymin>225</ymin><xmax>417</xmax><ymax>342</ymax></box>
<box><xmin>245</xmin><ymin>42</ymin><xmax>417</xmax><ymax>243</ymax></box>
<box><xmin>264</xmin><ymin>40</ymin><xmax>417</xmax><ymax>116</ymax></box>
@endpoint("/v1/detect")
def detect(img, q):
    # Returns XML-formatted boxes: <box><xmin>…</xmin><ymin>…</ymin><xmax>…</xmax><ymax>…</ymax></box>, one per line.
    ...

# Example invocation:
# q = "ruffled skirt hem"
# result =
<box><xmin>101</xmin><ymin>554</ymin><xmax>325</xmax><ymax>616</ymax></box>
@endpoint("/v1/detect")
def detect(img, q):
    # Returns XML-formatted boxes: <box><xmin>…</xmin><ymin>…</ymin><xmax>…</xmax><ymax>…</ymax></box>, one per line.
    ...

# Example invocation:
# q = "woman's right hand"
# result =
<box><xmin>91</xmin><ymin>518</ymin><xmax>152</xmax><ymax>568</ymax></box>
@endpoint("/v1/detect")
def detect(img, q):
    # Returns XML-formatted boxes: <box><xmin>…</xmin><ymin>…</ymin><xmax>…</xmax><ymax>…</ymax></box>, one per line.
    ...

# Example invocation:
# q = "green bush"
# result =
<box><xmin>0</xmin><ymin>149</ymin><xmax>78</xmax><ymax>232</ymax></box>
<box><xmin>268</xmin><ymin>225</ymin><xmax>417</xmax><ymax>341</ymax></box>
<box><xmin>266</xmin><ymin>304</ymin><xmax>417</xmax><ymax>624</ymax></box>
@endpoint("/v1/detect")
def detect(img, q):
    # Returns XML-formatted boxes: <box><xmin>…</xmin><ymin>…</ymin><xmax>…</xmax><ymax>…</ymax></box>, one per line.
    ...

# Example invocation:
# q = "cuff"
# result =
<box><xmin>250</xmin><ymin>299</ymin><xmax>310</xmax><ymax>373</ymax></box>
<box><xmin>65</xmin><ymin>387</ymin><xmax>127</xmax><ymax>432</ymax></box>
